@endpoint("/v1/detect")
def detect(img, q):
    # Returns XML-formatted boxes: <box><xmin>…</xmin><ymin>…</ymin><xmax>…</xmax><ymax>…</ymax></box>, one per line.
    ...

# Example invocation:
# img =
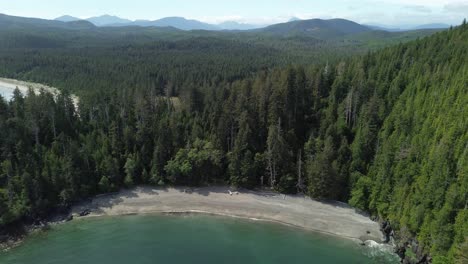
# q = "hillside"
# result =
<box><xmin>55</xmin><ymin>14</ymin><xmax>221</xmax><ymax>30</ymax></box>
<box><xmin>0</xmin><ymin>13</ymin><xmax>95</xmax><ymax>30</ymax></box>
<box><xmin>131</xmin><ymin>17</ymin><xmax>218</xmax><ymax>30</ymax></box>
<box><xmin>86</xmin><ymin>15</ymin><xmax>132</xmax><ymax>26</ymax></box>
<box><xmin>51</xmin><ymin>13</ymin><xmax>454</xmax><ymax>33</ymax></box>
<box><xmin>54</xmin><ymin>15</ymin><xmax>80</xmax><ymax>22</ymax></box>
<box><xmin>260</xmin><ymin>18</ymin><xmax>371</xmax><ymax>38</ymax></box>
<box><xmin>0</xmin><ymin>14</ymin><xmax>441</xmax><ymax>95</ymax></box>
<box><xmin>348</xmin><ymin>25</ymin><xmax>467</xmax><ymax>262</ymax></box>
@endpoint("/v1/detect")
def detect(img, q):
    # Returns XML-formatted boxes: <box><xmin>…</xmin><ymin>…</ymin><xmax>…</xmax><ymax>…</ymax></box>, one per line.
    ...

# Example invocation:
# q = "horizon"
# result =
<box><xmin>1</xmin><ymin>0</ymin><xmax>467</xmax><ymax>27</ymax></box>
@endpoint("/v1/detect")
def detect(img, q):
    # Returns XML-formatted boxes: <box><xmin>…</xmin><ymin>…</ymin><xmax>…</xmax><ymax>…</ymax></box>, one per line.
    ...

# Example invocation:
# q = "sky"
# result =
<box><xmin>1</xmin><ymin>0</ymin><xmax>467</xmax><ymax>27</ymax></box>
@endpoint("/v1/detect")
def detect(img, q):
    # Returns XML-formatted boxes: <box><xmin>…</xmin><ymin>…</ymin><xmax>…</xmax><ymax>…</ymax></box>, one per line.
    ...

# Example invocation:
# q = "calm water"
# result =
<box><xmin>0</xmin><ymin>85</ymin><xmax>13</xmax><ymax>100</ymax></box>
<box><xmin>0</xmin><ymin>215</ymin><xmax>398</xmax><ymax>264</ymax></box>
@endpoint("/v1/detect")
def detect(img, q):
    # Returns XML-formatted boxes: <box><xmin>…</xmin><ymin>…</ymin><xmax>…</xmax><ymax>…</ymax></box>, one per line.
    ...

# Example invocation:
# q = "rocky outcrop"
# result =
<box><xmin>0</xmin><ymin>208</ymin><xmax>74</xmax><ymax>251</ymax></box>
<box><xmin>395</xmin><ymin>240</ymin><xmax>432</xmax><ymax>264</ymax></box>
<box><xmin>377</xmin><ymin>218</ymin><xmax>432</xmax><ymax>264</ymax></box>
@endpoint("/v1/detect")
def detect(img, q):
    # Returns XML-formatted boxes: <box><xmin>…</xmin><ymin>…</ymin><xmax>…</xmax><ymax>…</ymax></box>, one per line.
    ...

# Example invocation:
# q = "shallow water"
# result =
<box><xmin>0</xmin><ymin>214</ymin><xmax>399</xmax><ymax>264</ymax></box>
<box><xmin>0</xmin><ymin>85</ymin><xmax>14</xmax><ymax>100</ymax></box>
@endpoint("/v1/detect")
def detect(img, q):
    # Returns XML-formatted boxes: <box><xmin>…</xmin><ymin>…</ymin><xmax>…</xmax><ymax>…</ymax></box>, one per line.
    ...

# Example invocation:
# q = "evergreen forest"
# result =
<box><xmin>0</xmin><ymin>14</ymin><xmax>466</xmax><ymax>263</ymax></box>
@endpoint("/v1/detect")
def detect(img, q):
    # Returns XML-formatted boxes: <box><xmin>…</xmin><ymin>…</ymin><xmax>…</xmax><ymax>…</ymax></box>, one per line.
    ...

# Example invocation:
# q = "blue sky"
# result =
<box><xmin>1</xmin><ymin>0</ymin><xmax>467</xmax><ymax>26</ymax></box>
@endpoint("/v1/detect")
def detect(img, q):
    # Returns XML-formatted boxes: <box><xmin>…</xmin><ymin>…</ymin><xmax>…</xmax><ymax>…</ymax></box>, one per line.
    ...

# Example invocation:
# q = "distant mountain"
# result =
<box><xmin>365</xmin><ymin>23</ymin><xmax>450</xmax><ymax>32</ymax></box>
<box><xmin>217</xmin><ymin>21</ymin><xmax>263</xmax><ymax>30</ymax></box>
<box><xmin>55</xmin><ymin>15</ymin><xmax>80</xmax><ymax>22</ymax></box>
<box><xmin>411</xmin><ymin>23</ymin><xmax>450</xmax><ymax>30</ymax></box>
<box><xmin>288</xmin><ymin>17</ymin><xmax>302</xmax><ymax>22</ymax></box>
<box><xmin>55</xmin><ymin>15</ymin><xmax>219</xmax><ymax>30</ymax></box>
<box><xmin>86</xmin><ymin>15</ymin><xmax>132</xmax><ymax>26</ymax></box>
<box><xmin>65</xmin><ymin>20</ymin><xmax>97</xmax><ymax>29</ymax></box>
<box><xmin>364</xmin><ymin>24</ymin><xmax>403</xmax><ymax>32</ymax></box>
<box><xmin>0</xmin><ymin>13</ymin><xmax>95</xmax><ymax>30</ymax></box>
<box><xmin>6</xmin><ymin>12</ymin><xmax>450</xmax><ymax>36</ymax></box>
<box><xmin>135</xmin><ymin>17</ymin><xmax>218</xmax><ymax>30</ymax></box>
<box><xmin>53</xmin><ymin>14</ymin><xmax>268</xmax><ymax>30</ymax></box>
<box><xmin>261</xmin><ymin>18</ymin><xmax>371</xmax><ymax>39</ymax></box>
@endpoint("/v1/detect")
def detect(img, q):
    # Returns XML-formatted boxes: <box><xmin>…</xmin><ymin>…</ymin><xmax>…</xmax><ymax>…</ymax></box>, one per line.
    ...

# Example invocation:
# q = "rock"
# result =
<box><xmin>79</xmin><ymin>209</ymin><xmax>91</xmax><ymax>217</ymax></box>
<box><xmin>395</xmin><ymin>243</ymin><xmax>407</xmax><ymax>259</ymax></box>
<box><xmin>416</xmin><ymin>254</ymin><xmax>429</xmax><ymax>264</ymax></box>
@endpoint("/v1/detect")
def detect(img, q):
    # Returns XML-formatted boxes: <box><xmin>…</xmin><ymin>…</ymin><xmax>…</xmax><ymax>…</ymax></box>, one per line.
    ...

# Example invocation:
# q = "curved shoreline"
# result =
<box><xmin>81</xmin><ymin>209</ymin><xmax>369</xmax><ymax>243</ymax></box>
<box><xmin>0</xmin><ymin>77</ymin><xmax>61</xmax><ymax>98</ymax></box>
<box><xmin>72</xmin><ymin>186</ymin><xmax>384</xmax><ymax>243</ymax></box>
<box><xmin>0</xmin><ymin>77</ymin><xmax>79</xmax><ymax>105</ymax></box>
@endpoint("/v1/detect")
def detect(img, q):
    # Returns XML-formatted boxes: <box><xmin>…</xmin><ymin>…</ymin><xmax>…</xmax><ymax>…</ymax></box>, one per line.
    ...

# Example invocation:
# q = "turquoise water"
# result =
<box><xmin>0</xmin><ymin>214</ymin><xmax>398</xmax><ymax>264</ymax></box>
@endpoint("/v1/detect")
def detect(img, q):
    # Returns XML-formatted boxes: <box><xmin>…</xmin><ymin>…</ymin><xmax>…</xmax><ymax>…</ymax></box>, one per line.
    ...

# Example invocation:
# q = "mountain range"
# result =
<box><xmin>0</xmin><ymin>13</ymin><xmax>442</xmax><ymax>46</ymax></box>
<box><xmin>0</xmin><ymin>14</ymin><xmax>95</xmax><ymax>30</ymax></box>
<box><xmin>55</xmin><ymin>14</ymin><xmax>262</xmax><ymax>30</ymax></box>
<box><xmin>54</xmin><ymin>14</ymin><xmax>451</xmax><ymax>31</ymax></box>
<box><xmin>366</xmin><ymin>22</ymin><xmax>451</xmax><ymax>32</ymax></box>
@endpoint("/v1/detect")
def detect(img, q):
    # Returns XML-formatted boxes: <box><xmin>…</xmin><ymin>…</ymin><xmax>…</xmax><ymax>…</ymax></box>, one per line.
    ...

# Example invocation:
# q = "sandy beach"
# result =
<box><xmin>0</xmin><ymin>78</ymin><xmax>79</xmax><ymax>105</ymax></box>
<box><xmin>0</xmin><ymin>78</ymin><xmax>59</xmax><ymax>96</ymax></box>
<box><xmin>72</xmin><ymin>186</ymin><xmax>383</xmax><ymax>243</ymax></box>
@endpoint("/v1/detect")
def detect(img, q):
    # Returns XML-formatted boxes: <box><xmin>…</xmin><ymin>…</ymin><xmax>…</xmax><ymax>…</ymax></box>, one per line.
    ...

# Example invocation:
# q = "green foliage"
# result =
<box><xmin>98</xmin><ymin>177</ymin><xmax>111</xmax><ymax>193</ymax></box>
<box><xmin>348</xmin><ymin>24</ymin><xmax>468</xmax><ymax>261</ymax></box>
<box><xmin>164</xmin><ymin>139</ymin><xmax>223</xmax><ymax>185</ymax></box>
<box><xmin>306</xmin><ymin>137</ymin><xmax>338</xmax><ymax>199</ymax></box>
<box><xmin>349</xmin><ymin>173</ymin><xmax>372</xmax><ymax>210</ymax></box>
<box><xmin>124</xmin><ymin>154</ymin><xmax>137</xmax><ymax>187</ymax></box>
<box><xmin>0</xmin><ymin>14</ymin><xmax>438</xmax><ymax>97</ymax></box>
<box><xmin>404</xmin><ymin>248</ymin><xmax>418</xmax><ymax>263</ymax></box>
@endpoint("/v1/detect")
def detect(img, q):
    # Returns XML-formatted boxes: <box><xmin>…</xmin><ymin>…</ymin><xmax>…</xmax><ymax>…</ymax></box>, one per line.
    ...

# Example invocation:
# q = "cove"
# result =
<box><xmin>0</xmin><ymin>214</ymin><xmax>399</xmax><ymax>264</ymax></box>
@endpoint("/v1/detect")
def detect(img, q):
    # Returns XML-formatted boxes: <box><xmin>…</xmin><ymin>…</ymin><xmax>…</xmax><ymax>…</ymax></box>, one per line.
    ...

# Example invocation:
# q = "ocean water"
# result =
<box><xmin>0</xmin><ymin>214</ymin><xmax>399</xmax><ymax>264</ymax></box>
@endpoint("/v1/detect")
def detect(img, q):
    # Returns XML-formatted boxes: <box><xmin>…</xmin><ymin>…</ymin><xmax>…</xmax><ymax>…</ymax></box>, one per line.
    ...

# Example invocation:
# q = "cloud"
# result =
<box><xmin>379</xmin><ymin>0</ymin><xmax>455</xmax><ymax>5</ymax></box>
<box><xmin>444</xmin><ymin>2</ymin><xmax>468</xmax><ymax>13</ymax></box>
<box><xmin>403</xmin><ymin>5</ymin><xmax>432</xmax><ymax>13</ymax></box>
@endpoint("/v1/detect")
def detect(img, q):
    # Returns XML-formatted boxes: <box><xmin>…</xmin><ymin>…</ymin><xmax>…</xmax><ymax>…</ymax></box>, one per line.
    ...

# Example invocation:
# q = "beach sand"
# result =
<box><xmin>0</xmin><ymin>78</ymin><xmax>79</xmax><ymax>105</ymax></box>
<box><xmin>72</xmin><ymin>186</ymin><xmax>383</xmax><ymax>243</ymax></box>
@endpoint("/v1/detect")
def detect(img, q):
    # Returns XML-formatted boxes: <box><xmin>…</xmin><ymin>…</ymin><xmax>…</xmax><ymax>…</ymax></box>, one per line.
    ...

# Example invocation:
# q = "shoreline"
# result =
<box><xmin>0</xmin><ymin>77</ymin><xmax>79</xmax><ymax>105</ymax></box>
<box><xmin>0</xmin><ymin>77</ymin><xmax>60</xmax><ymax>97</ymax></box>
<box><xmin>76</xmin><ymin>209</ymin><xmax>372</xmax><ymax>243</ymax></box>
<box><xmin>72</xmin><ymin>186</ymin><xmax>384</xmax><ymax>243</ymax></box>
<box><xmin>2</xmin><ymin>186</ymin><xmax>386</xmax><ymax>252</ymax></box>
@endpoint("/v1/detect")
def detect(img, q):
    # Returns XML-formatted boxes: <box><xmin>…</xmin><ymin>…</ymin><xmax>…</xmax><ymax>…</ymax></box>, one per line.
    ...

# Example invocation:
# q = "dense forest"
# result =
<box><xmin>0</xmin><ymin>14</ymin><xmax>466</xmax><ymax>263</ymax></box>
<box><xmin>0</xmin><ymin>14</ymin><xmax>438</xmax><ymax>96</ymax></box>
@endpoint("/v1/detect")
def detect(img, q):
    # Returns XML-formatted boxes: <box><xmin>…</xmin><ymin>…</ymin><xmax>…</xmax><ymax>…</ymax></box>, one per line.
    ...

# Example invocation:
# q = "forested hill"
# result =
<box><xmin>0</xmin><ymin>15</ymin><xmax>466</xmax><ymax>263</ymax></box>
<box><xmin>346</xmin><ymin>24</ymin><xmax>467</xmax><ymax>262</ymax></box>
<box><xmin>0</xmin><ymin>14</ymin><xmax>439</xmax><ymax>96</ymax></box>
<box><xmin>259</xmin><ymin>18</ymin><xmax>371</xmax><ymax>38</ymax></box>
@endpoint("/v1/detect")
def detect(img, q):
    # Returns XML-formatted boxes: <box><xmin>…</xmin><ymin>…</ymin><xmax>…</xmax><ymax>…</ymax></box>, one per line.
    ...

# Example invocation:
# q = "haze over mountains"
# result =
<box><xmin>55</xmin><ymin>14</ymin><xmax>262</xmax><ymax>30</ymax></box>
<box><xmin>54</xmin><ymin>14</ymin><xmax>450</xmax><ymax>31</ymax></box>
<box><xmin>0</xmin><ymin>13</ymin><xmax>441</xmax><ymax>48</ymax></box>
<box><xmin>366</xmin><ymin>23</ymin><xmax>451</xmax><ymax>32</ymax></box>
